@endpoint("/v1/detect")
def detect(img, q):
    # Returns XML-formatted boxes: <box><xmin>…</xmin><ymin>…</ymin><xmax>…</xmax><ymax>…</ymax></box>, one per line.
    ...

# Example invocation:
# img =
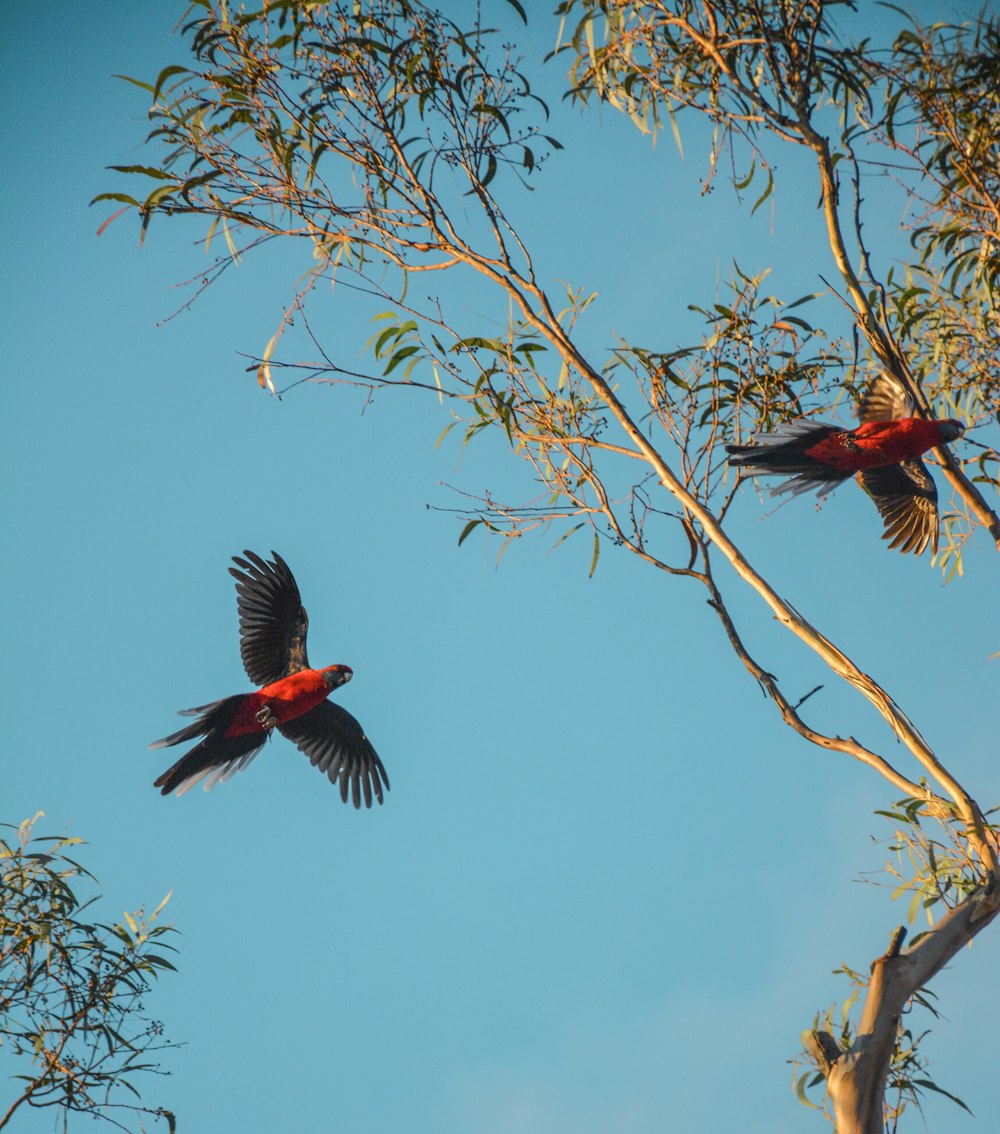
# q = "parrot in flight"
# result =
<box><xmin>725</xmin><ymin>375</ymin><xmax>964</xmax><ymax>554</ymax></box>
<box><xmin>151</xmin><ymin>550</ymin><xmax>389</xmax><ymax>806</ymax></box>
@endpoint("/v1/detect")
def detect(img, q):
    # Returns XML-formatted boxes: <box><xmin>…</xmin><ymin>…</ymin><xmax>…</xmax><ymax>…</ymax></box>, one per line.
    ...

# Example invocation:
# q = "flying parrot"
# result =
<box><xmin>151</xmin><ymin>550</ymin><xmax>389</xmax><ymax>806</ymax></box>
<box><xmin>725</xmin><ymin>375</ymin><xmax>965</xmax><ymax>554</ymax></box>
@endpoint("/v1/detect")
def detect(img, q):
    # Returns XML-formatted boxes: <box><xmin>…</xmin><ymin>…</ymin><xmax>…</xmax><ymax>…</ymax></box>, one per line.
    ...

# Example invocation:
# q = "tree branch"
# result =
<box><xmin>816</xmin><ymin>878</ymin><xmax>1000</xmax><ymax>1133</ymax></box>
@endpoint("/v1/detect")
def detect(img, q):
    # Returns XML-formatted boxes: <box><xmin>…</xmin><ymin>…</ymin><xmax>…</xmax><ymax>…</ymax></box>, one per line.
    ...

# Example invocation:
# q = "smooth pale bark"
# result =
<box><xmin>808</xmin><ymin>881</ymin><xmax>1000</xmax><ymax>1132</ymax></box>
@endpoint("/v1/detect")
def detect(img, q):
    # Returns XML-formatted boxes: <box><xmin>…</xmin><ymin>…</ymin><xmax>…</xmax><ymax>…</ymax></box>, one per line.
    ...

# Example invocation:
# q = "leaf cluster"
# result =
<box><xmin>1</xmin><ymin>816</ymin><xmax>179</xmax><ymax>1132</ymax></box>
<box><xmin>556</xmin><ymin>1</ymin><xmax>869</xmax><ymax>188</ymax></box>
<box><xmin>875</xmin><ymin>793</ymin><xmax>998</xmax><ymax>929</ymax></box>
<box><xmin>97</xmin><ymin>0</ymin><xmax>557</xmax><ymax>253</ymax></box>
<box><xmin>868</xmin><ymin>16</ymin><xmax>1000</xmax><ymax>511</ymax></box>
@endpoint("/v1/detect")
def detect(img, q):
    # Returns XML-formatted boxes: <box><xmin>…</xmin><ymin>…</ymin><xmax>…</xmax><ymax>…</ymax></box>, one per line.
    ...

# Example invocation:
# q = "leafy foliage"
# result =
<box><xmin>877</xmin><ymin>794</ymin><xmax>998</xmax><ymax>925</ymax></box>
<box><xmin>868</xmin><ymin>17</ymin><xmax>1000</xmax><ymax>533</ymax></box>
<box><xmin>98</xmin><ymin>0</ymin><xmax>557</xmax><ymax>247</ymax></box>
<box><xmin>1</xmin><ymin>815</ymin><xmax>179</xmax><ymax>1132</ymax></box>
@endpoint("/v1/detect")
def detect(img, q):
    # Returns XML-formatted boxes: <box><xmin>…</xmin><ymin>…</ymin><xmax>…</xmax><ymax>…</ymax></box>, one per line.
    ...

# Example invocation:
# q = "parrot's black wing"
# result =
<box><xmin>857</xmin><ymin>374</ymin><xmax>913</xmax><ymax>423</ymax></box>
<box><xmin>278</xmin><ymin>701</ymin><xmax>389</xmax><ymax>808</ymax></box>
<box><xmin>860</xmin><ymin>460</ymin><xmax>939</xmax><ymax>555</ymax></box>
<box><xmin>230</xmin><ymin>550</ymin><xmax>310</xmax><ymax>685</ymax></box>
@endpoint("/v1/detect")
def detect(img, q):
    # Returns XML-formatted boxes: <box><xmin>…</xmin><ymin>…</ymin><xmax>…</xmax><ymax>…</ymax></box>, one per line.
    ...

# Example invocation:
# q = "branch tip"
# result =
<box><xmin>885</xmin><ymin>925</ymin><xmax>907</xmax><ymax>960</ymax></box>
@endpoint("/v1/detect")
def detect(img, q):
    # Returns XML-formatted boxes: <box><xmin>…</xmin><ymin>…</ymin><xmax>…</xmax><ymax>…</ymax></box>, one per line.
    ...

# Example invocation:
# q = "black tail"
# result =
<box><xmin>726</xmin><ymin>421</ymin><xmax>848</xmax><ymax>497</ymax></box>
<box><xmin>150</xmin><ymin>694</ymin><xmax>267</xmax><ymax>796</ymax></box>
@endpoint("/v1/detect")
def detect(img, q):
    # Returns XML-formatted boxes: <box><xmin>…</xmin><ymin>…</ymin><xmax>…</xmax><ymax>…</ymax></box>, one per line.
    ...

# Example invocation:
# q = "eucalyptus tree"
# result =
<box><xmin>98</xmin><ymin>2</ymin><xmax>1000</xmax><ymax>1129</ymax></box>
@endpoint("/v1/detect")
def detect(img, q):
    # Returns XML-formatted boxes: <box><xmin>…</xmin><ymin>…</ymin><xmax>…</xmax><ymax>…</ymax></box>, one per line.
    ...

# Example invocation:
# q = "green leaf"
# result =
<box><xmin>90</xmin><ymin>192</ymin><xmax>140</xmax><ymax>208</ymax></box>
<box><xmin>146</xmin><ymin>954</ymin><xmax>178</xmax><ymax>972</ymax></box>
<box><xmin>112</xmin><ymin>72</ymin><xmax>155</xmax><ymax>92</ymax></box>
<box><xmin>476</xmin><ymin>103</ymin><xmax>511</xmax><ymax>140</ymax></box>
<box><xmin>589</xmin><ymin>531</ymin><xmax>600</xmax><ymax>577</ymax></box>
<box><xmin>667</xmin><ymin>104</ymin><xmax>684</xmax><ymax>159</ymax></box>
<box><xmin>734</xmin><ymin>158</ymin><xmax>756</xmax><ymax>191</ymax></box>
<box><xmin>180</xmin><ymin>170</ymin><xmax>222</xmax><ymax>200</ymax></box>
<box><xmin>384</xmin><ymin>345</ymin><xmax>419</xmax><ymax>375</ymax></box>
<box><xmin>457</xmin><ymin>336</ymin><xmax>503</xmax><ymax>352</ymax></box>
<box><xmin>152</xmin><ymin>65</ymin><xmax>191</xmax><ymax>102</ymax></box>
<box><xmin>457</xmin><ymin>519</ymin><xmax>481</xmax><ymax>546</ymax></box>
<box><xmin>794</xmin><ymin>1068</ymin><xmax>823</xmax><ymax>1110</ymax></box>
<box><xmin>434</xmin><ymin>421</ymin><xmax>459</xmax><ymax>449</ymax></box>
<box><xmin>107</xmin><ymin>164</ymin><xmax>176</xmax><ymax>181</ymax></box>
<box><xmin>550</xmin><ymin>522</ymin><xmax>585</xmax><ymax>552</ymax></box>
<box><xmin>780</xmin><ymin>315</ymin><xmax>816</xmax><ymax>332</ymax></box>
<box><xmin>374</xmin><ymin>326</ymin><xmax>401</xmax><ymax>357</ymax></box>
<box><xmin>783</xmin><ymin>291</ymin><xmax>824</xmax><ymax>311</ymax></box>
<box><xmin>751</xmin><ymin>168</ymin><xmax>774</xmax><ymax>216</ymax></box>
<box><xmin>480</xmin><ymin>152</ymin><xmax>498</xmax><ymax>188</ymax></box>
<box><xmin>911</xmin><ymin>1079</ymin><xmax>973</xmax><ymax>1114</ymax></box>
<box><xmin>143</xmin><ymin>184</ymin><xmax>179</xmax><ymax>210</ymax></box>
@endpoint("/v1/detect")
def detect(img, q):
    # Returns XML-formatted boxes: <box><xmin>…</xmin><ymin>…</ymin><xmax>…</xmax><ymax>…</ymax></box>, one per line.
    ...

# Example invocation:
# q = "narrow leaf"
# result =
<box><xmin>95</xmin><ymin>205</ymin><xmax>132</xmax><ymax>236</ymax></box>
<box><xmin>108</xmin><ymin>164</ymin><xmax>176</xmax><ymax>181</ymax></box>
<box><xmin>113</xmin><ymin>73</ymin><xmax>155</xmax><ymax>93</ymax></box>
<box><xmin>458</xmin><ymin>520</ymin><xmax>481</xmax><ymax>547</ymax></box>
<box><xmin>152</xmin><ymin>65</ymin><xmax>190</xmax><ymax>102</ymax></box>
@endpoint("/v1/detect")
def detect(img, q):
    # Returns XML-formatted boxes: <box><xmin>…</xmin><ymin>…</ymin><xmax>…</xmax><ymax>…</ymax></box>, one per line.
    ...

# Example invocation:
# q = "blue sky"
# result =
<box><xmin>3</xmin><ymin>4</ymin><xmax>997</xmax><ymax>1132</ymax></box>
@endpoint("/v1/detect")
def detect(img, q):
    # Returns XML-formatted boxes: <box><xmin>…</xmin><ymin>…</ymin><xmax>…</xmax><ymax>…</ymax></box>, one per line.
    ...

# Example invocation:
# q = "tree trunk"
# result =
<box><xmin>808</xmin><ymin>882</ymin><xmax>1000</xmax><ymax>1131</ymax></box>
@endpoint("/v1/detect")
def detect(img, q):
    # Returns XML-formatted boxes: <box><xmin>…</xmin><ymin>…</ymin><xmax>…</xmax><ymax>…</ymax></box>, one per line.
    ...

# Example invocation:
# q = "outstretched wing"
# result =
<box><xmin>230</xmin><ymin>550</ymin><xmax>310</xmax><ymax>686</ymax></box>
<box><xmin>278</xmin><ymin>701</ymin><xmax>389</xmax><ymax>808</ymax></box>
<box><xmin>860</xmin><ymin>460</ymin><xmax>939</xmax><ymax>555</ymax></box>
<box><xmin>857</xmin><ymin>374</ymin><xmax>913</xmax><ymax>423</ymax></box>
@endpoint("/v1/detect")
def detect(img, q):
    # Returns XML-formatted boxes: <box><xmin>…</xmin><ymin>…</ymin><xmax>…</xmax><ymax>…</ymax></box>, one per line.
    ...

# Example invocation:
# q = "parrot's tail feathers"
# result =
<box><xmin>767</xmin><ymin>471</ymin><xmax>847</xmax><ymax>498</ymax></box>
<box><xmin>150</xmin><ymin>694</ymin><xmax>268</xmax><ymax>796</ymax></box>
<box><xmin>726</xmin><ymin>420</ymin><xmax>849</xmax><ymax>498</ymax></box>
<box><xmin>149</xmin><ymin>695</ymin><xmax>247</xmax><ymax>749</ymax></box>
<box><xmin>154</xmin><ymin>740</ymin><xmax>265</xmax><ymax>796</ymax></box>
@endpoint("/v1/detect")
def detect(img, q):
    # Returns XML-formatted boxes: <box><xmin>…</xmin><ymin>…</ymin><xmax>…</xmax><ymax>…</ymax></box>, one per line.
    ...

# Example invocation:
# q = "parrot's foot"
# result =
<box><xmin>256</xmin><ymin>704</ymin><xmax>277</xmax><ymax>729</ymax></box>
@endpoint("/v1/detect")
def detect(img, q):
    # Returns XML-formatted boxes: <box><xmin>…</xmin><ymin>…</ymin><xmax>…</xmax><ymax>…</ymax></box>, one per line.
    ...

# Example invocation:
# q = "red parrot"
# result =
<box><xmin>151</xmin><ymin>550</ymin><xmax>389</xmax><ymax>806</ymax></box>
<box><xmin>725</xmin><ymin>376</ymin><xmax>965</xmax><ymax>554</ymax></box>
